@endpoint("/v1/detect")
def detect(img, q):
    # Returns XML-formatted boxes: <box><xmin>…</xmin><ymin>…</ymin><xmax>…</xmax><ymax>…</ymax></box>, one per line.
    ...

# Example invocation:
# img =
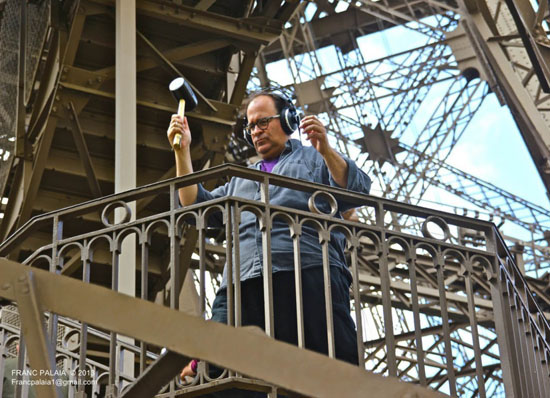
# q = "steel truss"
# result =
<box><xmin>244</xmin><ymin>2</ymin><xmax>550</xmax><ymax>395</ymax></box>
<box><xmin>249</xmin><ymin>0</ymin><xmax>550</xmax><ymax>276</ymax></box>
<box><xmin>1</xmin><ymin>1</ymin><xmax>550</xmax><ymax>397</ymax></box>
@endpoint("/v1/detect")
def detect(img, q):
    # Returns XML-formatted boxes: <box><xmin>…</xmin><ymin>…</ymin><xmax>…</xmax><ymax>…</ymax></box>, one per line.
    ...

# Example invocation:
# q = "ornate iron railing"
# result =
<box><xmin>0</xmin><ymin>164</ymin><xmax>548</xmax><ymax>397</ymax></box>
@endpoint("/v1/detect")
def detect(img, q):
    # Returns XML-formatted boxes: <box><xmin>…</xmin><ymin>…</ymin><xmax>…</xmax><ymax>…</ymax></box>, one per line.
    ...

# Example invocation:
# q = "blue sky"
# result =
<box><xmin>447</xmin><ymin>93</ymin><xmax>548</xmax><ymax>207</ymax></box>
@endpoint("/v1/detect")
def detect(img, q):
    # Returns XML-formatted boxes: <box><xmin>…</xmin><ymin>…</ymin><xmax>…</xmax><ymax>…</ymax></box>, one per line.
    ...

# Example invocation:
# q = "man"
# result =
<box><xmin>167</xmin><ymin>92</ymin><xmax>371</xmax><ymax>382</ymax></box>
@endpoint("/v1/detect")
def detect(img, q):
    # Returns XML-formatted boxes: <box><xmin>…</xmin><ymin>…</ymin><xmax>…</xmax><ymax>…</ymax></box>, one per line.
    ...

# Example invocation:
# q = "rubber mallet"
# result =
<box><xmin>169</xmin><ymin>77</ymin><xmax>198</xmax><ymax>149</ymax></box>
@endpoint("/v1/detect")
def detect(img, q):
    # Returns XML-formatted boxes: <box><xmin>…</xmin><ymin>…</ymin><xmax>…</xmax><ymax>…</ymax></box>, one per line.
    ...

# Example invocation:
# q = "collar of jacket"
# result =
<box><xmin>253</xmin><ymin>139</ymin><xmax>302</xmax><ymax>169</ymax></box>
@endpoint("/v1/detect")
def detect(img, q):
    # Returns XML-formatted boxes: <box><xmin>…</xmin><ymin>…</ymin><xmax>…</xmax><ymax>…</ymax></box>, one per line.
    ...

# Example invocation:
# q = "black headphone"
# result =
<box><xmin>243</xmin><ymin>92</ymin><xmax>300</xmax><ymax>147</ymax></box>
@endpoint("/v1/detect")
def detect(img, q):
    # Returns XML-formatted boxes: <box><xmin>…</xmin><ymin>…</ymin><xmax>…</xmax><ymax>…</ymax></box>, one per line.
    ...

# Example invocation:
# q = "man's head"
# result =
<box><xmin>244</xmin><ymin>93</ymin><xmax>298</xmax><ymax>160</ymax></box>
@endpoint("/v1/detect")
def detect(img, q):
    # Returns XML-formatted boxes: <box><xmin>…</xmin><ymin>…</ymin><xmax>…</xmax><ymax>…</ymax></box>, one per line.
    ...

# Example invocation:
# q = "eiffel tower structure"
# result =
<box><xmin>1</xmin><ymin>1</ymin><xmax>550</xmax><ymax>397</ymax></box>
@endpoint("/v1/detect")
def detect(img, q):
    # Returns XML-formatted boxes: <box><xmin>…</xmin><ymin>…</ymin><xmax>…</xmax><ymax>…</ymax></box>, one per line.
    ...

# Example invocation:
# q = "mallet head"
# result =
<box><xmin>169</xmin><ymin>77</ymin><xmax>198</xmax><ymax>112</ymax></box>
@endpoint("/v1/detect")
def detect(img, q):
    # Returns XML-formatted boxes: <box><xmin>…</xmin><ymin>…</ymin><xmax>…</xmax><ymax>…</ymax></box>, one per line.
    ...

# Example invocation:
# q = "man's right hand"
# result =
<box><xmin>167</xmin><ymin>114</ymin><xmax>192</xmax><ymax>150</ymax></box>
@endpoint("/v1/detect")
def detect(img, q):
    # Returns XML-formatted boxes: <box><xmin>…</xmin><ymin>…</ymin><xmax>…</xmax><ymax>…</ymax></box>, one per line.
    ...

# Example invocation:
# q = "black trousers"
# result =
<box><xmin>207</xmin><ymin>266</ymin><xmax>359</xmax><ymax>397</ymax></box>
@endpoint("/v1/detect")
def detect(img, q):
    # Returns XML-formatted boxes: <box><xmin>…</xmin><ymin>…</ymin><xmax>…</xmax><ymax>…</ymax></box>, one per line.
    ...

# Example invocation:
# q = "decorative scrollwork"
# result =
<box><xmin>308</xmin><ymin>191</ymin><xmax>338</xmax><ymax>217</ymax></box>
<box><xmin>101</xmin><ymin>201</ymin><xmax>132</xmax><ymax>227</ymax></box>
<box><xmin>421</xmin><ymin>216</ymin><xmax>451</xmax><ymax>242</ymax></box>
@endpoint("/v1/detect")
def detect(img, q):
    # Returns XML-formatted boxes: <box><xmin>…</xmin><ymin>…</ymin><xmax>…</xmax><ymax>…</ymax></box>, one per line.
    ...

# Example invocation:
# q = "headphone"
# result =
<box><xmin>243</xmin><ymin>92</ymin><xmax>300</xmax><ymax>147</ymax></box>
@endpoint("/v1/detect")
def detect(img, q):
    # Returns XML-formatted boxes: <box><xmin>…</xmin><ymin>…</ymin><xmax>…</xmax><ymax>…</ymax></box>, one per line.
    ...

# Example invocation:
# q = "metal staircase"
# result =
<box><xmin>1</xmin><ymin>0</ymin><xmax>550</xmax><ymax>397</ymax></box>
<box><xmin>0</xmin><ymin>165</ymin><xmax>549</xmax><ymax>397</ymax></box>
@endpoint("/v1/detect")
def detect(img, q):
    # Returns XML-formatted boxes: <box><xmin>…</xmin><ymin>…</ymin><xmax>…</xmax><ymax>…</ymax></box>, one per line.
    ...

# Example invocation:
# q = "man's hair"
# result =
<box><xmin>242</xmin><ymin>91</ymin><xmax>290</xmax><ymax>115</ymax></box>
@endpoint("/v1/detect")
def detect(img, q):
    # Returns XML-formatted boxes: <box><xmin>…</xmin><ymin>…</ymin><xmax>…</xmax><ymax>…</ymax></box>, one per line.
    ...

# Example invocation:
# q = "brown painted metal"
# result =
<box><xmin>0</xmin><ymin>258</ymin><xmax>446</xmax><ymax>398</ymax></box>
<box><xmin>1</xmin><ymin>164</ymin><xmax>548</xmax><ymax>396</ymax></box>
<box><xmin>11</xmin><ymin>271</ymin><xmax>61</xmax><ymax>398</ymax></box>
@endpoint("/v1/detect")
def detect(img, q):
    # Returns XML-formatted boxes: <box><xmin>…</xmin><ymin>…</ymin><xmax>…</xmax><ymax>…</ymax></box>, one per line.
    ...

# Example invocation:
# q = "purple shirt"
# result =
<box><xmin>260</xmin><ymin>157</ymin><xmax>279</xmax><ymax>173</ymax></box>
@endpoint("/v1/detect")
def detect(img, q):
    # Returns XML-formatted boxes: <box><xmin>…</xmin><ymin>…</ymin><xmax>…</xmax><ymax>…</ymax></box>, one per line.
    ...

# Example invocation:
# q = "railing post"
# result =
<box><xmin>463</xmin><ymin>260</ymin><xmax>486</xmax><ymax>397</ymax></box>
<box><xmin>407</xmin><ymin>249</ymin><xmax>426</xmax><ymax>386</ymax></box>
<box><xmin>319</xmin><ymin>227</ymin><xmax>335</xmax><ymax>358</ymax></box>
<box><xmin>489</xmin><ymin>270</ymin><xmax>522</xmax><ymax>397</ymax></box>
<box><xmin>487</xmin><ymin>226</ymin><xmax>521</xmax><ymax>396</ymax></box>
<box><xmin>260</xmin><ymin>176</ymin><xmax>274</xmax><ymax>338</ymax></box>
<box><xmin>348</xmin><ymin>233</ymin><xmax>364</xmax><ymax>368</ymax></box>
<box><xmin>377</xmin><ymin>204</ymin><xmax>397</xmax><ymax>377</ymax></box>
<box><xmin>48</xmin><ymin>216</ymin><xmax>62</xmax><ymax>352</ymax></box>
<box><xmin>291</xmin><ymin>219</ymin><xmax>305</xmax><ymax>348</ymax></box>
<box><xmin>232</xmin><ymin>202</ymin><xmax>242</xmax><ymax>329</ymax></box>
<box><xmin>435</xmin><ymin>251</ymin><xmax>457</xmax><ymax>396</ymax></box>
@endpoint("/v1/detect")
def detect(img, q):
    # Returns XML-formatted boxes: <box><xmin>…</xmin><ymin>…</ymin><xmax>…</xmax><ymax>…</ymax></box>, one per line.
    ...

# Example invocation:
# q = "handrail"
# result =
<box><xmin>0</xmin><ymin>163</ymin><xmax>495</xmax><ymax>256</ymax></box>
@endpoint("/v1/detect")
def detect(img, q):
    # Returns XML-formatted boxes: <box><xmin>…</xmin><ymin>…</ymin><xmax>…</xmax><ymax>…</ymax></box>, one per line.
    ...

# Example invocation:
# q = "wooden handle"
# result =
<box><xmin>173</xmin><ymin>99</ymin><xmax>186</xmax><ymax>149</ymax></box>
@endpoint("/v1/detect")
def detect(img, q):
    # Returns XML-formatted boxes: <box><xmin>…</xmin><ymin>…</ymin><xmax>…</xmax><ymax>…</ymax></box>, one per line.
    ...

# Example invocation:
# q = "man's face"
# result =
<box><xmin>246</xmin><ymin>95</ymin><xmax>289</xmax><ymax>160</ymax></box>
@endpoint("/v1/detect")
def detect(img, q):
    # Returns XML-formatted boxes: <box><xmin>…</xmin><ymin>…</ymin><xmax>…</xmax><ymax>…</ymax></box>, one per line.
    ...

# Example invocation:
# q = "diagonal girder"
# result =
<box><xmin>0</xmin><ymin>258</ymin><xmax>445</xmax><ymax>398</ymax></box>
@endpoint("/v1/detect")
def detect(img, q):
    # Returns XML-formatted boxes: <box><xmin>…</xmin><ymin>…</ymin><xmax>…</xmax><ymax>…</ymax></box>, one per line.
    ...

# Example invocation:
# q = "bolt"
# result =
<box><xmin>1</xmin><ymin>283</ymin><xmax>10</xmax><ymax>290</ymax></box>
<box><xmin>20</xmin><ymin>286</ymin><xmax>29</xmax><ymax>294</ymax></box>
<box><xmin>18</xmin><ymin>275</ymin><xmax>26</xmax><ymax>282</ymax></box>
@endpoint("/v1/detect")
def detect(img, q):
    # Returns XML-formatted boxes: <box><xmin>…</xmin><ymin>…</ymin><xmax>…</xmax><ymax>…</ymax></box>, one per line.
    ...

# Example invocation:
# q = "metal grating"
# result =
<box><xmin>0</xmin><ymin>0</ymin><xmax>19</xmax><ymax>198</ymax></box>
<box><xmin>25</xmin><ymin>0</ymin><xmax>50</xmax><ymax>104</ymax></box>
<box><xmin>0</xmin><ymin>305</ymin><xmax>20</xmax><ymax>329</ymax></box>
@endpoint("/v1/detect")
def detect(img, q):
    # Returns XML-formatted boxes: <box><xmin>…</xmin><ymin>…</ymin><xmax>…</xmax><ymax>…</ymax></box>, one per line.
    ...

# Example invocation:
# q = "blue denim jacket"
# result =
<box><xmin>195</xmin><ymin>139</ymin><xmax>371</xmax><ymax>287</ymax></box>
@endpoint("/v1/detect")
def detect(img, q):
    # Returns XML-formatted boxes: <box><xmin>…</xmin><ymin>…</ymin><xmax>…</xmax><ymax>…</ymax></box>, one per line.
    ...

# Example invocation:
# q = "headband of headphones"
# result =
<box><xmin>243</xmin><ymin>91</ymin><xmax>300</xmax><ymax>146</ymax></box>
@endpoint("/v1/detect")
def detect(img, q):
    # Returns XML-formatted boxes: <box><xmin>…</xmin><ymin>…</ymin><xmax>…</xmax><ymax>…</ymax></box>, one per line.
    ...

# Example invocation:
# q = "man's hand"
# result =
<box><xmin>300</xmin><ymin>115</ymin><xmax>331</xmax><ymax>155</ymax></box>
<box><xmin>167</xmin><ymin>114</ymin><xmax>192</xmax><ymax>150</ymax></box>
<box><xmin>301</xmin><ymin>114</ymin><xmax>349</xmax><ymax>188</ymax></box>
<box><xmin>167</xmin><ymin>114</ymin><xmax>198</xmax><ymax>206</ymax></box>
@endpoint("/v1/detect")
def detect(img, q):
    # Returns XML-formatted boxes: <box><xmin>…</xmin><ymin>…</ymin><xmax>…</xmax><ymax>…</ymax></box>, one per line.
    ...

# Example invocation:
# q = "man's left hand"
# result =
<box><xmin>300</xmin><ymin>114</ymin><xmax>349</xmax><ymax>188</ymax></box>
<box><xmin>300</xmin><ymin>115</ymin><xmax>331</xmax><ymax>155</ymax></box>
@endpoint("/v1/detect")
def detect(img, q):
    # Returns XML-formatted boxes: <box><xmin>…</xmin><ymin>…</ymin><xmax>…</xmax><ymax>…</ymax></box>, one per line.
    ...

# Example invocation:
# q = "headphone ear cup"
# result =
<box><xmin>288</xmin><ymin>107</ymin><xmax>300</xmax><ymax>132</ymax></box>
<box><xmin>245</xmin><ymin>133</ymin><xmax>254</xmax><ymax>147</ymax></box>
<box><xmin>280</xmin><ymin>107</ymin><xmax>300</xmax><ymax>135</ymax></box>
<box><xmin>242</xmin><ymin>117</ymin><xmax>254</xmax><ymax>147</ymax></box>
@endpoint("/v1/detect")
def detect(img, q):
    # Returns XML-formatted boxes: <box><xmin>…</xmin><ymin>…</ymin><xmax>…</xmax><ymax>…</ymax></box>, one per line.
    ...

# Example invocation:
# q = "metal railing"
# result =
<box><xmin>0</xmin><ymin>164</ymin><xmax>548</xmax><ymax>397</ymax></box>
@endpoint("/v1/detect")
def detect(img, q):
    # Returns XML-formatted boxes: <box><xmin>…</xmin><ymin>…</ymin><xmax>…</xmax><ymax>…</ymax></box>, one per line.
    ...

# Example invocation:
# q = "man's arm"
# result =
<box><xmin>318</xmin><ymin>146</ymin><xmax>348</xmax><ymax>188</ymax></box>
<box><xmin>300</xmin><ymin>115</ymin><xmax>348</xmax><ymax>188</ymax></box>
<box><xmin>168</xmin><ymin>115</ymin><xmax>198</xmax><ymax>206</ymax></box>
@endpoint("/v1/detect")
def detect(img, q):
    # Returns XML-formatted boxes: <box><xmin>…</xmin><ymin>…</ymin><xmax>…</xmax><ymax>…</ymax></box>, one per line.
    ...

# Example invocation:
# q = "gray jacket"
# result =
<box><xmin>195</xmin><ymin>139</ymin><xmax>371</xmax><ymax>288</ymax></box>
